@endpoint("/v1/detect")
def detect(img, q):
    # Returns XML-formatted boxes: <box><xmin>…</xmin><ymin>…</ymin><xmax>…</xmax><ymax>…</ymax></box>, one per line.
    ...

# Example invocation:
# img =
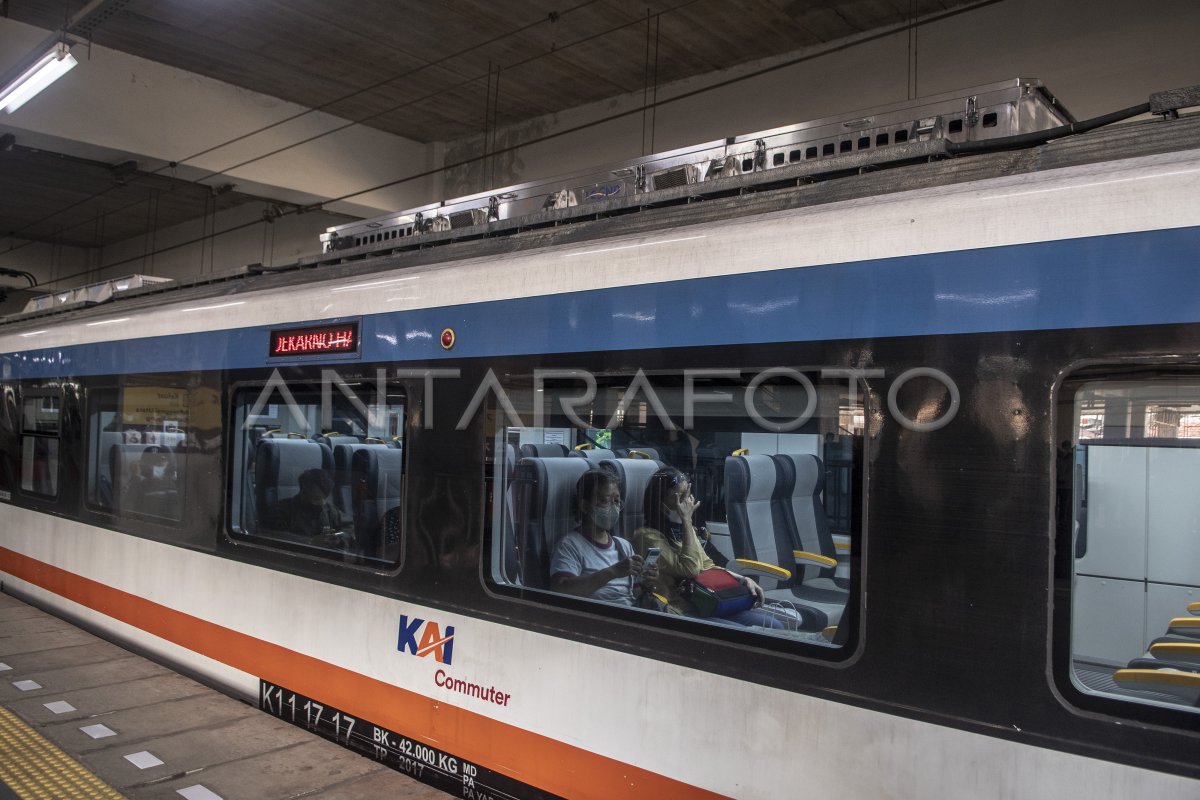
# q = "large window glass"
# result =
<box><xmin>85</xmin><ymin>379</ymin><xmax>194</xmax><ymax>521</ymax></box>
<box><xmin>1062</xmin><ymin>377</ymin><xmax>1200</xmax><ymax>714</ymax></box>
<box><xmin>488</xmin><ymin>368</ymin><xmax>863</xmax><ymax>649</ymax></box>
<box><xmin>20</xmin><ymin>392</ymin><xmax>60</xmax><ymax>497</ymax></box>
<box><xmin>230</xmin><ymin>372</ymin><xmax>405</xmax><ymax>567</ymax></box>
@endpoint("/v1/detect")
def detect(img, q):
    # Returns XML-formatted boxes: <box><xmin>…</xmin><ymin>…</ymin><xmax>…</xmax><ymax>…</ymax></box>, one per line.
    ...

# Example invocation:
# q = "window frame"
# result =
<box><xmin>1053</xmin><ymin>363</ymin><xmax>1200</xmax><ymax>729</ymax></box>
<box><xmin>18</xmin><ymin>387</ymin><xmax>62</xmax><ymax>500</ymax></box>
<box><xmin>82</xmin><ymin>378</ymin><xmax>195</xmax><ymax>524</ymax></box>
<box><xmin>482</xmin><ymin>366</ymin><xmax>866</xmax><ymax>661</ymax></box>
<box><xmin>225</xmin><ymin>372</ymin><xmax>408</xmax><ymax>570</ymax></box>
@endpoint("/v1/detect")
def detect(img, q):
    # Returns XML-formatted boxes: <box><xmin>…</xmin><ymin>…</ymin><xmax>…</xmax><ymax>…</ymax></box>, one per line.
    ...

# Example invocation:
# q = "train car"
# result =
<box><xmin>2</xmin><ymin>80</ymin><xmax>1199</xmax><ymax>799</ymax></box>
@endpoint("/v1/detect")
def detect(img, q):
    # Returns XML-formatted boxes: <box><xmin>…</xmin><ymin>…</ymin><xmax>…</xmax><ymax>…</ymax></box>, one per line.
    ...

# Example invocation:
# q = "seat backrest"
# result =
<box><xmin>511</xmin><ymin>457</ymin><xmax>592</xmax><ymax>588</ymax></box>
<box><xmin>331</xmin><ymin>442</ymin><xmax>385</xmax><ymax>515</ymax></box>
<box><xmin>316</xmin><ymin>433</ymin><xmax>361</xmax><ymax>450</ymax></box>
<box><xmin>600</xmin><ymin>458</ymin><xmax>664</xmax><ymax>537</ymax></box>
<box><xmin>254</xmin><ymin>439</ymin><xmax>332</xmax><ymax>518</ymax></box>
<box><xmin>569</xmin><ymin>448</ymin><xmax>615</xmax><ymax>462</ymax></box>
<box><xmin>773</xmin><ymin>453</ymin><xmax>837</xmax><ymax>582</ymax></box>
<box><xmin>520</xmin><ymin>443</ymin><xmax>569</xmax><ymax>458</ymax></box>
<box><xmin>351</xmin><ymin>447</ymin><xmax>404</xmax><ymax>558</ymax></box>
<box><xmin>724</xmin><ymin>454</ymin><xmax>793</xmax><ymax>586</ymax></box>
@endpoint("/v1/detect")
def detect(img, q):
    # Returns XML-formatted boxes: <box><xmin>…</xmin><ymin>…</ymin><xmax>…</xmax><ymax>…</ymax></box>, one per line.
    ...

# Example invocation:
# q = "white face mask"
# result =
<box><xmin>665</xmin><ymin>508</ymin><xmax>683</xmax><ymax>524</ymax></box>
<box><xmin>589</xmin><ymin>504</ymin><xmax>620</xmax><ymax>532</ymax></box>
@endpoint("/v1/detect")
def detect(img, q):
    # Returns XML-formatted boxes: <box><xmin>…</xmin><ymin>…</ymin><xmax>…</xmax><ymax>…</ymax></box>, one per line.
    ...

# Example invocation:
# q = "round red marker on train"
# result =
<box><xmin>440</xmin><ymin>327</ymin><xmax>455</xmax><ymax>350</ymax></box>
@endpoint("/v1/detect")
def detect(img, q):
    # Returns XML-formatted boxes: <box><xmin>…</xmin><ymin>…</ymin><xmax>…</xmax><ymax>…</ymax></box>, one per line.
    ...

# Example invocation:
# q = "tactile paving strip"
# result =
<box><xmin>0</xmin><ymin>704</ymin><xmax>124</xmax><ymax>799</ymax></box>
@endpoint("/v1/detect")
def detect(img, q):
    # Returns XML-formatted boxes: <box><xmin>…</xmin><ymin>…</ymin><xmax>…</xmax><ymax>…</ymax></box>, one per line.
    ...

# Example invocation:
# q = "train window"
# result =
<box><xmin>229</xmin><ymin>374</ymin><xmax>405</xmax><ymax>567</ymax></box>
<box><xmin>84</xmin><ymin>379</ymin><xmax>193</xmax><ymax>521</ymax></box>
<box><xmin>1061</xmin><ymin>377</ymin><xmax>1200</xmax><ymax>716</ymax></box>
<box><xmin>20</xmin><ymin>393</ymin><xmax>60</xmax><ymax>498</ymax></box>
<box><xmin>487</xmin><ymin>369</ymin><xmax>862</xmax><ymax>650</ymax></box>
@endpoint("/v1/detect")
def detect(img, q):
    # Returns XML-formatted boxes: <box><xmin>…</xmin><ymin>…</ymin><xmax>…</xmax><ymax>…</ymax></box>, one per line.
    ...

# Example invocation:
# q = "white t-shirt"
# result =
<box><xmin>551</xmin><ymin>529</ymin><xmax>634</xmax><ymax>606</ymax></box>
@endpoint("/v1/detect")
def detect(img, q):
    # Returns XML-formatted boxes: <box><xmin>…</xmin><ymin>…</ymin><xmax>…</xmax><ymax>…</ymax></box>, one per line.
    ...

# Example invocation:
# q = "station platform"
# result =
<box><xmin>0</xmin><ymin>591</ymin><xmax>448</xmax><ymax>799</ymax></box>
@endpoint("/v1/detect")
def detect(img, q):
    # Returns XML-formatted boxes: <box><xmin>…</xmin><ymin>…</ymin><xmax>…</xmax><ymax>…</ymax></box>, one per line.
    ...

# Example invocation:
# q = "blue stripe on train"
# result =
<box><xmin>3</xmin><ymin>226</ymin><xmax>1199</xmax><ymax>379</ymax></box>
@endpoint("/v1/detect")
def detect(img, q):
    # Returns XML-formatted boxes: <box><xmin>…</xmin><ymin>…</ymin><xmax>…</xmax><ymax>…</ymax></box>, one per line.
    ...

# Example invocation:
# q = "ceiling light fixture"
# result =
<box><xmin>0</xmin><ymin>43</ymin><xmax>78</xmax><ymax>114</ymax></box>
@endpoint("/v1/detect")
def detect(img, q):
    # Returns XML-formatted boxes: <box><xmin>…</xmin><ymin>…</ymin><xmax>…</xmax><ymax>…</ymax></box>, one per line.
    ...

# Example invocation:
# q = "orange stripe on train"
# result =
<box><xmin>0</xmin><ymin>547</ymin><xmax>726</xmax><ymax>800</ymax></box>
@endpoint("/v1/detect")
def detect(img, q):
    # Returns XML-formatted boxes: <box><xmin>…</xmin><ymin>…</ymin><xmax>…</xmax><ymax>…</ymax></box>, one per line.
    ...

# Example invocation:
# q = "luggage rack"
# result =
<box><xmin>321</xmin><ymin>78</ymin><xmax>1072</xmax><ymax>254</ymax></box>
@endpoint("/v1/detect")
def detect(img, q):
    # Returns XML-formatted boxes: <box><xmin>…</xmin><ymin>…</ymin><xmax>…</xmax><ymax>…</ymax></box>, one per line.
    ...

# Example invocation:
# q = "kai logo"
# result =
<box><xmin>397</xmin><ymin>615</ymin><xmax>455</xmax><ymax>664</ymax></box>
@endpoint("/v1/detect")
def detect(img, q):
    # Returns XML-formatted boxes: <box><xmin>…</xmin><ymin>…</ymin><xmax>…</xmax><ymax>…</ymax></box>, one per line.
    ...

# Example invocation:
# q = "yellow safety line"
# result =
<box><xmin>0</xmin><ymin>705</ymin><xmax>125</xmax><ymax>799</ymax></box>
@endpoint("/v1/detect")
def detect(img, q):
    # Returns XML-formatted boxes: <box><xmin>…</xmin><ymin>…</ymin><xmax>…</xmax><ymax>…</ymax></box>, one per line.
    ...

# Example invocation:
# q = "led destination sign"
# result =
<box><xmin>269</xmin><ymin>322</ymin><xmax>359</xmax><ymax>358</ymax></box>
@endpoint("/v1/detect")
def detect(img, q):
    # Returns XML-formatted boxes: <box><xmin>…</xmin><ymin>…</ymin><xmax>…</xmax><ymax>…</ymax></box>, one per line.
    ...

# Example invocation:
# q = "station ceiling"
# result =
<box><xmin>0</xmin><ymin>0</ymin><xmax>979</xmax><ymax>250</ymax></box>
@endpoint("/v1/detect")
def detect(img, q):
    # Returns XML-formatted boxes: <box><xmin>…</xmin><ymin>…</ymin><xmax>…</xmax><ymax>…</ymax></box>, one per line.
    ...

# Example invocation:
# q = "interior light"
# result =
<box><xmin>0</xmin><ymin>43</ymin><xmax>78</xmax><ymax>114</ymax></box>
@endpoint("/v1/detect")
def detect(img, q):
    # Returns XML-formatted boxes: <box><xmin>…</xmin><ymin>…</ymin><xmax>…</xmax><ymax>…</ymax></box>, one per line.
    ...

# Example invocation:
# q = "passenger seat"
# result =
<box><xmin>725</xmin><ymin>454</ymin><xmax>844</xmax><ymax>630</ymax></box>
<box><xmin>510</xmin><ymin>457</ymin><xmax>592</xmax><ymax>588</ymax></box>
<box><xmin>351</xmin><ymin>447</ymin><xmax>404</xmax><ymax>559</ymax></box>
<box><xmin>600</xmin><ymin>457</ymin><xmax>664</xmax><ymax>537</ymax></box>
<box><xmin>253</xmin><ymin>439</ymin><xmax>333</xmax><ymax>528</ymax></box>
<box><xmin>520</xmin><ymin>443</ymin><xmax>569</xmax><ymax>458</ymax></box>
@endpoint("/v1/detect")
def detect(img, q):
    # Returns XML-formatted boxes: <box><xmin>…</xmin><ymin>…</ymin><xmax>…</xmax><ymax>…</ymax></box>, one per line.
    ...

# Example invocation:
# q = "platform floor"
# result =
<box><xmin>0</xmin><ymin>591</ymin><xmax>448</xmax><ymax>799</ymax></box>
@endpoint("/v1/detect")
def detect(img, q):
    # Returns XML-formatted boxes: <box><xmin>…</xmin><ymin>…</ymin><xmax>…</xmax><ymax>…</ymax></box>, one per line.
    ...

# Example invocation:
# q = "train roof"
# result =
<box><xmin>2</xmin><ymin>82</ymin><xmax>1198</xmax><ymax>336</ymax></box>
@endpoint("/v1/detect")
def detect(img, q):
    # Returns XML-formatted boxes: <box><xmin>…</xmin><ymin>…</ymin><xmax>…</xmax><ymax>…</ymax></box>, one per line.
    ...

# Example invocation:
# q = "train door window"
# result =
<box><xmin>486</xmin><ymin>368</ymin><xmax>863</xmax><ymax>653</ymax></box>
<box><xmin>229</xmin><ymin>373</ymin><xmax>405</xmax><ymax>567</ymax></box>
<box><xmin>20</xmin><ymin>392</ymin><xmax>60</xmax><ymax>498</ymax></box>
<box><xmin>84</xmin><ymin>378</ymin><xmax>191</xmax><ymax>521</ymax></box>
<box><xmin>1060</xmin><ymin>376</ymin><xmax>1200</xmax><ymax>717</ymax></box>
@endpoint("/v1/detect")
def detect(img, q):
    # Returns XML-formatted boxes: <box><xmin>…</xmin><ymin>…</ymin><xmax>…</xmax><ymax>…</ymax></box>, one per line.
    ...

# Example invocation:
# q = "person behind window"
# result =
<box><xmin>120</xmin><ymin>445</ymin><xmax>177</xmax><ymax>513</ymax></box>
<box><xmin>264</xmin><ymin>467</ymin><xmax>353</xmax><ymax>546</ymax></box>
<box><xmin>550</xmin><ymin>469</ymin><xmax>658</xmax><ymax>606</ymax></box>
<box><xmin>634</xmin><ymin>466</ymin><xmax>782</xmax><ymax>629</ymax></box>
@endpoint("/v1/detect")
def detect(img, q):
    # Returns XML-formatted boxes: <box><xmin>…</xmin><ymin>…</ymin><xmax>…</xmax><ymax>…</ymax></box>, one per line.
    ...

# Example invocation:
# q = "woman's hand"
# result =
<box><xmin>640</xmin><ymin>561</ymin><xmax>659</xmax><ymax>593</ymax></box>
<box><xmin>676</xmin><ymin>491</ymin><xmax>698</xmax><ymax>522</ymax></box>
<box><xmin>744</xmin><ymin>575</ymin><xmax>763</xmax><ymax>606</ymax></box>
<box><xmin>737</xmin><ymin>574</ymin><xmax>765</xmax><ymax>605</ymax></box>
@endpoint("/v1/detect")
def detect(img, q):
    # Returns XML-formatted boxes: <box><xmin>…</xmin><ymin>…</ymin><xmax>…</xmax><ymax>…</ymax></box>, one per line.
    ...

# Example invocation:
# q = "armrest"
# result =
<box><xmin>1189</xmin><ymin>601</ymin><xmax>1200</xmax><ymax>616</ymax></box>
<box><xmin>832</xmin><ymin>535</ymin><xmax>851</xmax><ymax>555</ymax></box>
<box><xmin>1149</xmin><ymin>642</ymin><xmax>1200</xmax><ymax>665</ymax></box>
<box><xmin>1167</xmin><ymin>617</ymin><xmax>1200</xmax><ymax>637</ymax></box>
<box><xmin>793</xmin><ymin>550</ymin><xmax>837</xmax><ymax>569</ymax></box>
<box><xmin>1113</xmin><ymin>668</ymin><xmax>1200</xmax><ymax>702</ymax></box>
<box><xmin>734</xmin><ymin>559</ymin><xmax>791</xmax><ymax>580</ymax></box>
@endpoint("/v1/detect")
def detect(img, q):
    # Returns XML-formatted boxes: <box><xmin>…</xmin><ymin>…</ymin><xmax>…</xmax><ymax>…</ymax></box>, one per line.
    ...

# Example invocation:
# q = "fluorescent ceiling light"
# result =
<box><xmin>0</xmin><ymin>43</ymin><xmax>78</xmax><ymax>114</ymax></box>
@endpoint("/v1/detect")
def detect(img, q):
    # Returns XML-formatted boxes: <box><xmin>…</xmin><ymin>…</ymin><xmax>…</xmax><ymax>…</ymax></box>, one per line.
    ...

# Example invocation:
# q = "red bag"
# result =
<box><xmin>680</xmin><ymin>569</ymin><xmax>755</xmax><ymax>617</ymax></box>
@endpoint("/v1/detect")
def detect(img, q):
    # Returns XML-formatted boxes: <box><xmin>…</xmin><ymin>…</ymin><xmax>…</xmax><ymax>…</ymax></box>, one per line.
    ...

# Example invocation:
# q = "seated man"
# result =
<box><xmin>550</xmin><ymin>470</ymin><xmax>657</xmax><ymax>607</ymax></box>
<box><xmin>119</xmin><ymin>445</ymin><xmax>179</xmax><ymax>517</ymax></box>
<box><xmin>264</xmin><ymin>468</ymin><xmax>353</xmax><ymax>546</ymax></box>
